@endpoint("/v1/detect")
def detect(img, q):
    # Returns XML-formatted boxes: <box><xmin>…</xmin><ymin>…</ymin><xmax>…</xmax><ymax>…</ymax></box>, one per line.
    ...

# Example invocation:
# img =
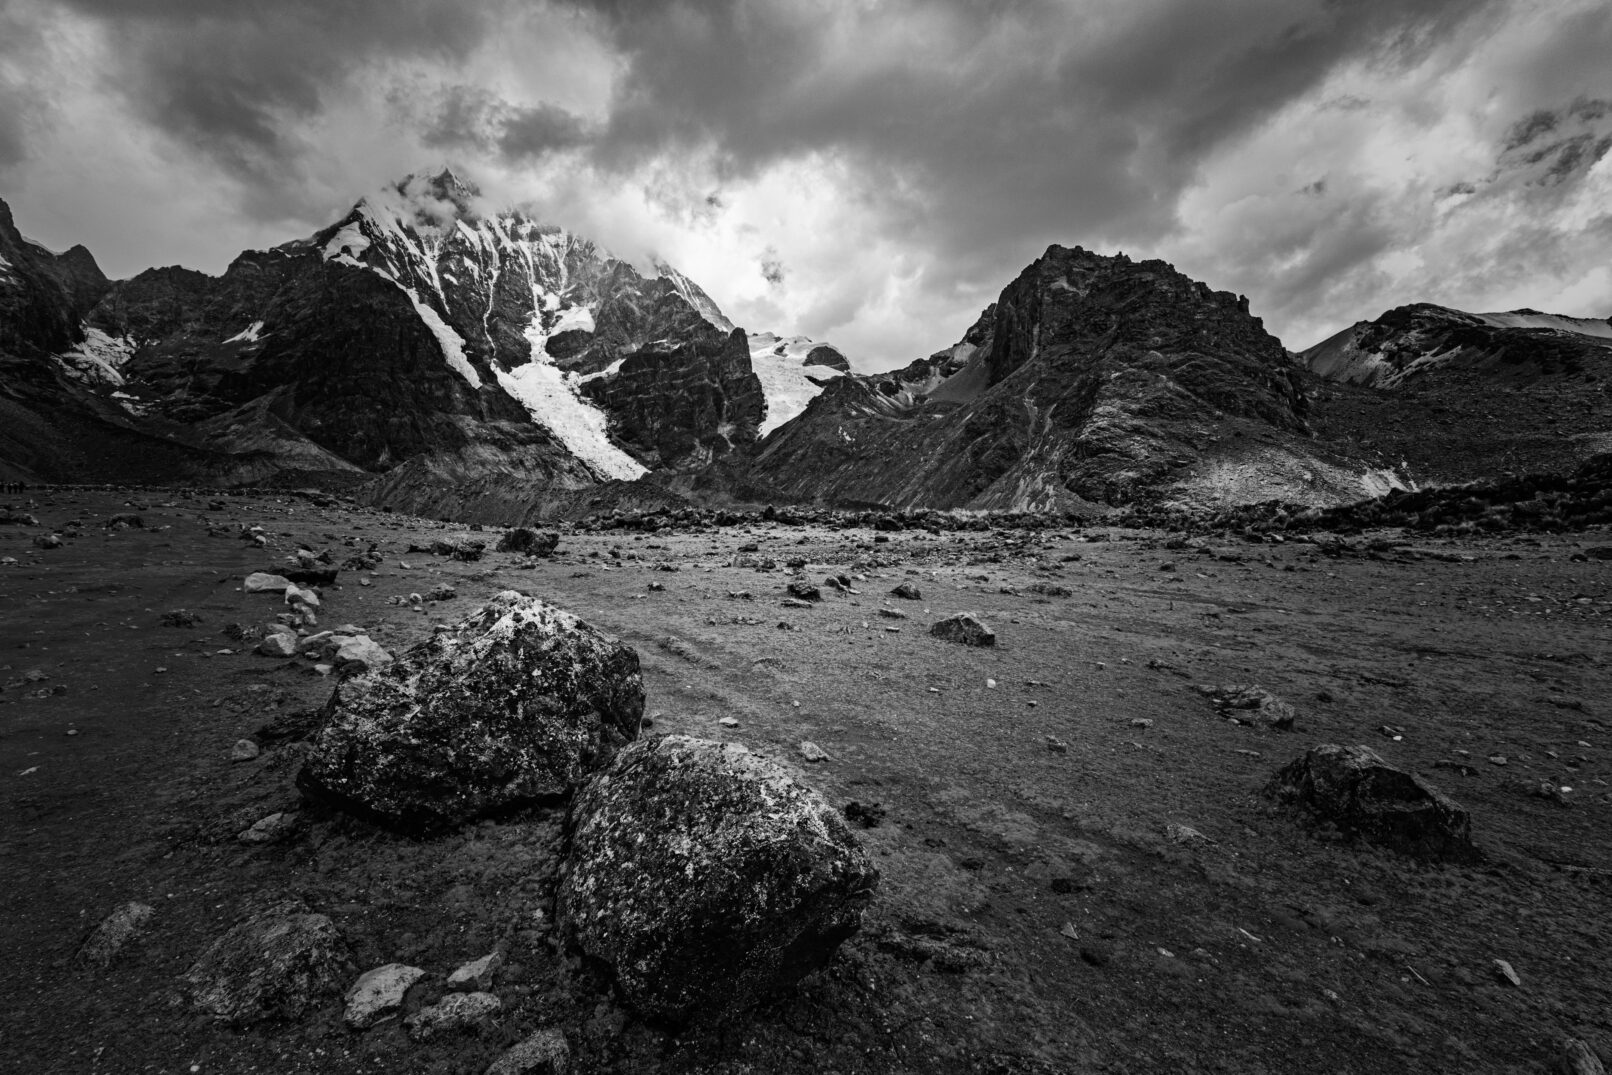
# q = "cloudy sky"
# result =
<box><xmin>2</xmin><ymin>0</ymin><xmax>1609</xmax><ymax>369</ymax></box>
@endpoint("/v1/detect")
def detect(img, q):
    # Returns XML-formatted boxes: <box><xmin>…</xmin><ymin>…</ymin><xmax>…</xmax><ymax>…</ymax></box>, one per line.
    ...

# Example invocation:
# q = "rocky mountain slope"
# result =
<box><xmin>723</xmin><ymin>245</ymin><xmax>1387</xmax><ymax>511</ymax></box>
<box><xmin>1302</xmin><ymin>303</ymin><xmax>1612</xmax><ymax>485</ymax></box>
<box><xmin>0</xmin><ymin>173</ymin><xmax>854</xmax><ymax>509</ymax></box>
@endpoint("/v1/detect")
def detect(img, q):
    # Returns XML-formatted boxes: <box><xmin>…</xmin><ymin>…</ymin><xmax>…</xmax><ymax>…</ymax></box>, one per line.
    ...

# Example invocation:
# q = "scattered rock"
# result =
<box><xmin>786</xmin><ymin>580</ymin><xmax>822</xmax><ymax>602</ymax></box>
<box><xmin>1264</xmin><ymin>744</ymin><xmax>1480</xmax><ymax>863</ymax></box>
<box><xmin>1560</xmin><ymin>1038</ymin><xmax>1607</xmax><ymax>1075</ymax></box>
<box><xmin>1197</xmin><ymin>684</ymin><xmax>1296</xmax><ymax>730</ymax></box>
<box><xmin>559</xmin><ymin>735</ymin><xmax>879</xmax><ymax>1025</ymax></box>
<box><xmin>160</xmin><ymin>609</ymin><xmax>202</xmax><ymax>628</ymax></box>
<box><xmin>298</xmin><ymin>591</ymin><xmax>643</xmax><ymax>834</ymax></box>
<box><xmin>78</xmin><ymin>902</ymin><xmax>155</xmax><ymax>968</ymax></box>
<box><xmin>344</xmin><ymin>963</ymin><xmax>426</xmax><ymax>1029</ymax></box>
<box><xmin>244</xmin><ymin>572</ymin><xmax>292</xmax><ymax>594</ymax></box>
<box><xmin>433</xmin><ymin>537</ymin><xmax>486</xmax><ymax>563</ymax></box>
<box><xmin>930</xmin><ymin>613</ymin><xmax>996</xmax><ymax>647</ymax></box>
<box><xmin>497</xmin><ymin>527</ymin><xmax>560</xmax><ymax>556</ymax></box>
<box><xmin>404</xmin><ymin>991</ymin><xmax>501</xmax><ymax>1042</ymax></box>
<box><xmin>182</xmin><ymin>899</ymin><xmax>352</xmax><ymax>1025</ymax></box>
<box><xmin>486</xmin><ymin>1027</ymin><xmax>571</xmax><ymax>1075</ymax></box>
<box><xmin>1027</xmin><ymin>583</ymin><xmax>1072</xmax><ymax>597</ymax></box>
<box><xmin>890</xmin><ymin>582</ymin><xmax>922</xmax><ymax>600</ymax></box>
<box><xmin>447</xmin><ymin>951</ymin><xmax>503</xmax><ymax>992</ymax></box>
<box><xmin>238</xmin><ymin>812</ymin><xmax>296</xmax><ymax>844</ymax></box>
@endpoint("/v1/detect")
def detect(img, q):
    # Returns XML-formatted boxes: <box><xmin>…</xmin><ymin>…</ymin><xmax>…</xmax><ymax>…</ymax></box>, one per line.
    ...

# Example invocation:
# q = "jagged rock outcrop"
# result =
<box><xmin>559</xmin><ymin>736</ymin><xmax>879</xmax><ymax>1025</ymax></box>
<box><xmin>298</xmin><ymin>590</ymin><xmax>643</xmax><ymax>834</ymax></box>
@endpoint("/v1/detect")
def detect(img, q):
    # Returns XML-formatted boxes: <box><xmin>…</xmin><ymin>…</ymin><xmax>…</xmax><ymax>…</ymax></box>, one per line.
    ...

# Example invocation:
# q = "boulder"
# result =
<box><xmin>486</xmin><ymin>1027</ymin><xmax>571</xmax><ymax>1075</ymax></box>
<box><xmin>344</xmin><ymin>963</ymin><xmax>425</xmax><ymax>1029</ymax></box>
<box><xmin>786</xmin><ymin>580</ymin><xmax>822</xmax><ymax>602</ymax></box>
<box><xmin>298</xmin><ymin>591</ymin><xmax>644</xmax><ymax>834</ymax></box>
<box><xmin>33</xmin><ymin>533</ymin><xmax>62</xmax><ymax>549</ymax></box>
<box><xmin>78</xmin><ymin>901</ymin><xmax>155</xmax><ymax>968</ymax></box>
<box><xmin>256</xmin><ymin>633</ymin><xmax>297</xmax><ymax>659</ymax></box>
<box><xmin>332</xmin><ymin>634</ymin><xmax>393</xmax><ymax>674</ymax></box>
<box><xmin>559</xmin><ymin>735</ymin><xmax>879</xmax><ymax>1025</ymax></box>
<box><xmin>497</xmin><ymin>528</ymin><xmax>560</xmax><ymax>556</ymax></box>
<box><xmin>1197</xmin><ymin>684</ymin><xmax>1296</xmax><ymax>731</ymax></box>
<box><xmin>890</xmin><ymin>582</ymin><xmax>922</xmax><ymax>600</ymax></box>
<box><xmin>182</xmin><ymin>899</ymin><xmax>352</xmax><ymax>1025</ymax></box>
<box><xmin>930</xmin><ymin>613</ymin><xmax>996</xmax><ymax>647</ymax></box>
<box><xmin>432</xmin><ymin>537</ymin><xmax>486</xmax><ymax>562</ymax></box>
<box><xmin>1264</xmin><ymin>744</ymin><xmax>1479</xmax><ymax>863</ymax></box>
<box><xmin>244</xmin><ymin>572</ymin><xmax>291</xmax><ymax>593</ymax></box>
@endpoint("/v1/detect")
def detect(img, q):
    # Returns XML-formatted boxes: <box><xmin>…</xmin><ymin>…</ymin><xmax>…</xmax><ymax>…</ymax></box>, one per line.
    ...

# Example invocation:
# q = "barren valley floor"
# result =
<box><xmin>2</xmin><ymin>491</ymin><xmax>1609</xmax><ymax>1074</ymax></box>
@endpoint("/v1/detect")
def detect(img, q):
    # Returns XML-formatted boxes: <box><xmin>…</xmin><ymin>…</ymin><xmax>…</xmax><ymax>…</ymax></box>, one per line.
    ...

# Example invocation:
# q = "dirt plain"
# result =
<box><xmin>2</xmin><ymin>489</ymin><xmax>1609</xmax><ymax>1075</ymax></box>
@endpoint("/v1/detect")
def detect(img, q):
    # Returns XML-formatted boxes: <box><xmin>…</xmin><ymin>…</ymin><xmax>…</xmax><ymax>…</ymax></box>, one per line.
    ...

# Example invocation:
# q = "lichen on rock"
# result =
<box><xmin>558</xmin><ymin>735</ymin><xmax>879</xmax><ymax>1025</ymax></box>
<box><xmin>297</xmin><ymin>590</ymin><xmax>643</xmax><ymax>834</ymax></box>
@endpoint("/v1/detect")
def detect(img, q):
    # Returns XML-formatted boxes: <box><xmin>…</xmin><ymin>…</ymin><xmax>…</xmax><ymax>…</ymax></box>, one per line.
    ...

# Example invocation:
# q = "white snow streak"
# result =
<box><xmin>404</xmin><ymin>290</ymin><xmax>481</xmax><ymax>388</ymax></box>
<box><xmin>57</xmin><ymin>328</ymin><xmax>135</xmax><ymax>386</ymax></box>
<box><xmin>748</xmin><ymin>332</ymin><xmax>845</xmax><ymax>435</ymax></box>
<box><xmin>225</xmin><ymin>320</ymin><xmax>264</xmax><ymax>344</ymax></box>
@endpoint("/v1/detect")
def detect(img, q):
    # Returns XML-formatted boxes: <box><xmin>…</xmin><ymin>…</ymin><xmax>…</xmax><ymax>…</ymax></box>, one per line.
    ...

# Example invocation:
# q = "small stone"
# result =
<box><xmin>877</xmin><ymin>607</ymin><xmax>907</xmax><ymax>620</ymax></box>
<box><xmin>344</xmin><ymin>963</ymin><xmax>425</xmax><ymax>1029</ymax></box>
<box><xmin>255</xmin><ymin>633</ymin><xmax>297</xmax><ymax>658</ymax></box>
<box><xmin>78</xmin><ymin>902</ymin><xmax>155</xmax><ymax>968</ymax></box>
<box><xmin>718</xmin><ymin>716</ymin><xmax>740</xmax><ymax>728</ymax></box>
<box><xmin>799</xmin><ymin>741</ymin><xmax>829</xmax><ymax>762</ymax></box>
<box><xmin>929</xmin><ymin>613</ymin><xmax>995</xmax><ymax>647</ymax></box>
<box><xmin>405</xmin><ymin>991</ymin><xmax>501</xmax><ymax>1041</ymax></box>
<box><xmin>1493</xmin><ymin>959</ymin><xmax>1521</xmax><ymax>987</ymax></box>
<box><xmin>1045</xmin><ymin>736</ymin><xmax>1068</xmax><ymax>753</ymax></box>
<box><xmin>1130</xmin><ymin>718</ymin><xmax>1154</xmax><ymax>728</ymax></box>
<box><xmin>486</xmin><ymin>1027</ymin><xmax>571</xmax><ymax>1075</ymax></box>
<box><xmin>890</xmin><ymin>582</ymin><xmax>922</xmax><ymax>600</ymax></box>
<box><xmin>238</xmin><ymin>812</ymin><xmax>295</xmax><ymax>844</ymax></box>
<box><xmin>786</xmin><ymin>580</ymin><xmax>822</xmax><ymax>602</ymax></box>
<box><xmin>244</xmin><ymin>572</ymin><xmax>291</xmax><ymax>593</ymax></box>
<box><xmin>230</xmin><ymin>739</ymin><xmax>261</xmax><ymax>763</ymax></box>
<box><xmin>446</xmin><ymin>951</ymin><xmax>503</xmax><ymax>992</ymax></box>
<box><xmin>1488</xmin><ymin>754</ymin><xmax>1508</xmax><ymax>766</ymax></box>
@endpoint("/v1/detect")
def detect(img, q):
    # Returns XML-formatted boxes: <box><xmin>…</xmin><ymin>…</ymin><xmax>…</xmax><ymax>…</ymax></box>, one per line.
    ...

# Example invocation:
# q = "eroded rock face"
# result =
<box><xmin>182</xmin><ymin>899</ymin><xmax>352</xmax><ymax>1025</ymax></box>
<box><xmin>1265</xmin><ymin>743</ymin><xmax>1479</xmax><ymax>863</ymax></box>
<box><xmin>297</xmin><ymin>591</ymin><xmax>643</xmax><ymax>834</ymax></box>
<box><xmin>559</xmin><ymin>735</ymin><xmax>879</xmax><ymax>1025</ymax></box>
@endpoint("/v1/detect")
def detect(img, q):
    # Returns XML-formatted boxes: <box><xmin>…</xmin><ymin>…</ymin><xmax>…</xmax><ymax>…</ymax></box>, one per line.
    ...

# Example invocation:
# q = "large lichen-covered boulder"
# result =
<box><xmin>297</xmin><ymin>591</ymin><xmax>643</xmax><ymax>834</ymax></box>
<box><xmin>559</xmin><ymin>735</ymin><xmax>879</xmax><ymax>1025</ymax></box>
<box><xmin>1265</xmin><ymin>743</ymin><xmax>1479</xmax><ymax>863</ymax></box>
<box><xmin>182</xmin><ymin>899</ymin><xmax>353</xmax><ymax>1025</ymax></box>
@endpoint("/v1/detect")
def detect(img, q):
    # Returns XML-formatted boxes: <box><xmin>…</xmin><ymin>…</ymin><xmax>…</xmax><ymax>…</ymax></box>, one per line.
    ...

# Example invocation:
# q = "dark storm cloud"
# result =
<box><xmin>43</xmin><ymin>0</ymin><xmax>503</xmax><ymax>215</ymax></box>
<box><xmin>419</xmin><ymin>85</ymin><xmax>590</xmax><ymax>161</ymax></box>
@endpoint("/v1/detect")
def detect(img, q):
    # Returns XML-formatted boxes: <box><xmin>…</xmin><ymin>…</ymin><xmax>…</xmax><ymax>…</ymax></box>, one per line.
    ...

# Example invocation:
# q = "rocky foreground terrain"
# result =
<box><xmin>3</xmin><ymin>487</ymin><xmax>1610</xmax><ymax>1073</ymax></box>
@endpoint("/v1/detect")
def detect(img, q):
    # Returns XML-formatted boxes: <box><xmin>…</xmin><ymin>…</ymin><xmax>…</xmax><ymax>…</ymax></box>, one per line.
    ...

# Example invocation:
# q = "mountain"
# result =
<box><xmin>2</xmin><ymin>172</ymin><xmax>860</xmax><ymax>508</ymax></box>
<box><xmin>1301</xmin><ymin>303</ymin><xmax>1612</xmax><ymax>484</ymax></box>
<box><xmin>716</xmin><ymin>244</ymin><xmax>1400</xmax><ymax>511</ymax></box>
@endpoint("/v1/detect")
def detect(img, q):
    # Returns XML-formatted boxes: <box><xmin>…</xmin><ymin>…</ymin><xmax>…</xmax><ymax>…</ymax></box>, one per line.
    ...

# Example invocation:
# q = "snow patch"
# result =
<box><xmin>1476</xmin><ymin>310</ymin><xmax>1612</xmax><ymax>340</ymax></box>
<box><xmin>551</xmin><ymin>304</ymin><xmax>596</xmax><ymax>334</ymax></box>
<box><xmin>748</xmin><ymin>332</ymin><xmax>847</xmax><ymax>435</ymax></box>
<box><xmin>225</xmin><ymin>320</ymin><xmax>264</xmax><ymax>344</ymax></box>
<box><xmin>404</xmin><ymin>289</ymin><xmax>481</xmax><ymax>388</ymax></box>
<box><xmin>57</xmin><ymin>328</ymin><xmax>135</xmax><ymax>386</ymax></box>
<box><xmin>575</xmin><ymin>357</ymin><xmax>625</xmax><ymax>384</ymax></box>
<box><xmin>496</xmin><ymin>314</ymin><xmax>646</xmax><ymax>480</ymax></box>
<box><xmin>322</xmin><ymin>221</ymin><xmax>370</xmax><ymax>261</ymax></box>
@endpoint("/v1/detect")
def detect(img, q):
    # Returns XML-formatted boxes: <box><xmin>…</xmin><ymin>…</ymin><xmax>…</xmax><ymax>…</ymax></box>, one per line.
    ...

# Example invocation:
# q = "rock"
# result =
<box><xmin>332</xmin><ymin>634</ymin><xmax>393</xmax><ymax>675</ymax></box>
<box><xmin>786</xmin><ymin>580</ymin><xmax>822</xmax><ymax>602</ymax></box>
<box><xmin>33</xmin><ymin>533</ymin><xmax>62</xmax><ymax>549</ymax></box>
<box><xmin>78</xmin><ymin>901</ymin><xmax>155</xmax><ymax>968</ymax></box>
<box><xmin>244</xmin><ymin>572</ymin><xmax>292</xmax><ymax>593</ymax></box>
<box><xmin>877</xmin><ymin>607</ymin><xmax>908</xmax><ymax>619</ymax></box>
<box><xmin>424</xmin><ymin>583</ymin><xmax>457</xmax><ymax>602</ymax></box>
<box><xmin>497</xmin><ymin>528</ymin><xmax>560</xmax><ymax>556</ymax></box>
<box><xmin>344</xmin><ymin>963</ymin><xmax>426</xmax><ymax>1029</ymax></box>
<box><xmin>447</xmin><ymin>951</ymin><xmax>503</xmax><ymax>992</ymax></box>
<box><xmin>930</xmin><ymin>613</ymin><xmax>996</xmax><ymax>647</ymax></box>
<box><xmin>160</xmin><ymin>609</ymin><xmax>202</xmax><ymax>628</ymax></box>
<box><xmin>182</xmin><ymin>899</ymin><xmax>352</xmax><ymax>1025</ymax></box>
<box><xmin>559</xmin><ymin>735</ymin><xmax>879</xmax><ymax>1025</ymax></box>
<box><xmin>780</xmin><ymin>598</ymin><xmax>814</xmax><ymax>609</ymax></box>
<box><xmin>1264</xmin><ymin>744</ymin><xmax>1480</xmax><ymax>863</ymax></box>
<box><xmin>238</xmin><ymin>812</ymin><xmax>296</xmax><ymax>844</ymax></box>
<box><xmin>799</xmin><ymin>740</ymin><xmax>829</xmax><ymax>762</ymax></box>
<box><xmin>405</xmin><ymin>991</ymin><xmax>502</xmax><ymax>1041</ymax></box>
<box><xmin>284</xmin><ymin>583</ymin><xmax>321</xmax><ymax>609</ymax></box>
<box><xmin>890</xmin><ymin>582</ymin><xmax>922</xmax><ymax>600</ymax></box>
<box><xmin>433</xmin><ymin>537</ymin><xmax>486</xmax><ymax>562</ymax></box>
<box><xmin>486</xmin><ymin>1027</ymin><xmax>571</xmax><ymax>1075</ymax></box>
<box><xmin>1494</xmin><ymin>958</ymin><xmax>1522</xmax><ymax>986</ymax></box>
<box><xmin>298</xmin><ymin>591</ymin><xmax>644</xmax><ymax>834</ymax></box>
<box><xmin>256</xmin><ymin>633</ymin><xmax>297</xmax><ymax>658</ymax></box>
<box><xmin>230</xmin><ymin>738</ymin><xmax>261</xmax><ymax>762</ymax></box>
<box><xmin>1560</xmin><ymin>1038</ymin><xmax>1607</xmax><ymax>1075</ymax></box>
<box><xmin>1045</xmin><ymin>736</ymin><xmax>1069</xmax><ymax>753</ymax></box>
<box><xmin>282</xmin><ymin>566</ymin><xmax>339</xmax><ymax>586</ymax></box>
<box><xmin>1197</xmin><ymin>684</ymin><xmax>1296</xmax><ymax>730</ymax></box>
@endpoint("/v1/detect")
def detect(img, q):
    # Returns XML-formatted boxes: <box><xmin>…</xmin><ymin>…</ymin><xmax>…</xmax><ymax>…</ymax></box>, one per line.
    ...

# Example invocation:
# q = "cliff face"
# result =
<box><xmin>735</xmin><ymin>245</ymin><xmax>1312</xmax><ymax>510</ymax></box>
